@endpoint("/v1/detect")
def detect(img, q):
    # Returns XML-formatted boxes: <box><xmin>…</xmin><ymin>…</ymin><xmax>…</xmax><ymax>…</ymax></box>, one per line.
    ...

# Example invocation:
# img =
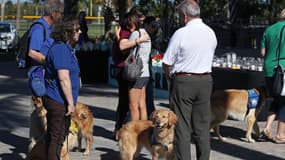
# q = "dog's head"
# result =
<box><xmin>31</xmin><ymin>96</ymin><xmax>46</xmax><ymax>117</ymax></box>
<box><xmin>71</xmin><ymin>102</ymin><xmax>92</xmax><ymax>124</ymax></box>
<box><xmin>31</xmin><ymin>96</ymin><xmax>43</xmax><ymax>108</ymax></box>
<box><xmin>150</xmin><ymin>109</ymin><xmax>177</xmax><ymax>130</ymax></box>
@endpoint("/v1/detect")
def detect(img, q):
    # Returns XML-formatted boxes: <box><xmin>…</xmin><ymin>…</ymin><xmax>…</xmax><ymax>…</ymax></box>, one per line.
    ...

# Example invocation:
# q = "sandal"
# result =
<box><xmin>274</xmin><ymin>137</ymin><xmax>285</xmax><ymax>144</ymax></box>
<box><xmin>260</xmin><ymin>130</ymin><xmax>273</xmax><ymax>141</ymax></box>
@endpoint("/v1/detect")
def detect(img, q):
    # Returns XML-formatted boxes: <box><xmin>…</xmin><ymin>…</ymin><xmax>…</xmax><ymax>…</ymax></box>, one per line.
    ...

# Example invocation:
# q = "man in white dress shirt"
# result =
<box><xmin>162</xmin><ymin>1</ymin><xmax>217</xmax><ymax>160</ymax></box>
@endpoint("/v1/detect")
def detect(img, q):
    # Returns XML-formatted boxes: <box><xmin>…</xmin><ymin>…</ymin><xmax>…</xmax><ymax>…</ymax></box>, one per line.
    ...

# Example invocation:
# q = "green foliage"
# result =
<box><xmin>138</xmin><ymin>0</ymin><xmax>162</xmax><ymax>17</ymax></box>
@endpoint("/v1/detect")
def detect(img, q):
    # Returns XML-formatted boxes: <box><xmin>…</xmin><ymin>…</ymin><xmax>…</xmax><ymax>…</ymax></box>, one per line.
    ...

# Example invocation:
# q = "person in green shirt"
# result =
<box><xmin>260</xmin><ymin>9</ymin><xmax>285</xmax><ymax>144</ymax></box>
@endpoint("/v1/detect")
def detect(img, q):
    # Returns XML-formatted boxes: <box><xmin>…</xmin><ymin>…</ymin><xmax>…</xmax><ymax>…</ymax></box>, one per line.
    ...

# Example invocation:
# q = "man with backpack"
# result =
<box><xmin>27</xmin><ymin>0</ymin><xmax>64</xmax><ymax>153</ymax></box>
<box><xmin>29</xmin><ymin>0</ymin><xmax>64</xmax><ymax>65</ymax></box>
<box><xmin>27</xmin><ymin>0</ymin><xmax>64</xmax><ymax>97</ymax></box>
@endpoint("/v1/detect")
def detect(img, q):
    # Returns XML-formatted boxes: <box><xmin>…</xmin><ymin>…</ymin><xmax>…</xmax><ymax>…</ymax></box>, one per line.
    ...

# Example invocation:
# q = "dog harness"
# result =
<box><xmin>150</xmin><ymin>130</ymin><xmax>173</xmax><ymax>151</ymax></box>
<box><xmin>247</xmin><ymin>89</ymin><xmax>259</xmax><ymax>109</ymax></box>
<box><xmin>69</xmin><ymin>120</ymin><xmax>78</xmax><ymax>134</ymax></box>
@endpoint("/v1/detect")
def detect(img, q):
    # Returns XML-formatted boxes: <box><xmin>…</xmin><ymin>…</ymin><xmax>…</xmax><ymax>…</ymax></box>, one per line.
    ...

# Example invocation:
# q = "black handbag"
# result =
<box><xmin>272</xmin><ymin>25</ymin><xmax>285</xmax><ymax>96</ymax></box>
<box><xmin>122</xmin><ymin>30</ymin><xmax>143</xmax><ymax>81</ymax></box>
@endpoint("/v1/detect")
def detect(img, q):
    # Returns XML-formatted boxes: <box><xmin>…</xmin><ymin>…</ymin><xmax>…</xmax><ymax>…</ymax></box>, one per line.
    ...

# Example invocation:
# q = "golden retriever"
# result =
<box><xmin>28</xmin><ymin>96</ymin><xmax>47</xmax><ymax>152</ymax></box>
<box><xmin>118</xmin><ymin>109</ymin><xmax>177</xmax><ymax>160</ymax></box>
<box><xmin>210</xmin><ymin>87</ymin><xmax>266</xmax><ymax>143</ymax></box>
<box><xmin>71</xmin><ymin>102</ymin><xmax>94</xmax><ymax>155</ymax></box>
<box><xmin>26</xmin><ymin>120</ymin><xmax>78</xmax><ymax>160</ymax></box>
<box><xmin>26</xmin><ymin>97</ymin><xmax>94</xmax><ymax>160</ymax></box>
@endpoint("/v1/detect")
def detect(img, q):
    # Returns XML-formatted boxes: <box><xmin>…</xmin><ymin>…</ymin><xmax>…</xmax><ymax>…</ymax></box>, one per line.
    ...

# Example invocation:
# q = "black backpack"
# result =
<box><xmin>15</xmin><ymin>22</ymin><xmax>46</xmax><ymax>69</ymax></box>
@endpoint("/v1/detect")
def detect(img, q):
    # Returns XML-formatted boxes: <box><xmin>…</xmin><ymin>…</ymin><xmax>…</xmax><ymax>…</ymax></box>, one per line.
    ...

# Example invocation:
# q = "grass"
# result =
<box><xmin>16</xmin><ymin>20</ymin><xmax>110</xmax><ymax>40</ymax></box>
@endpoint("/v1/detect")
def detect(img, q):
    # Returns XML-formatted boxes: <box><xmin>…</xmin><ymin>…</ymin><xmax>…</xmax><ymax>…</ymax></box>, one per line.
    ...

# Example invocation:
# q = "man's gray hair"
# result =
<box><xmin>43</xmin><ymin>0</ymin><xmax>63</xmax><ymax>16</ymax></box>
<box><xmin>280</xmin><ymin>9</ymin><xmax>285</xmax><ymax>20</ymax></box>
<box><xmin>177</xmin><ymin>0</ymin><xmax>200</xmax><ymax>17</ymax></box>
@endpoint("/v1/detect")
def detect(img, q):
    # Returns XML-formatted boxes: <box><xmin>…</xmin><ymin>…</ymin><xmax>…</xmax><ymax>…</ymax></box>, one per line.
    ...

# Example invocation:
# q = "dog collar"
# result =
<box><xmin>248</xmin><ymin>89</ymin><xmax>259</xmax><ymax>109</ymax></box>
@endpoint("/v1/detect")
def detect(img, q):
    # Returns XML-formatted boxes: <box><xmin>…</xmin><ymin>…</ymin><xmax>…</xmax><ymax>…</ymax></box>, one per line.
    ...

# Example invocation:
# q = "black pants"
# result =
<box><xmin>43</xmin><ymin>96</ymin><xmax>70</xmax><ymax>160</ymax></box>
<box><xmin>266</xmin><ymin>77</ymin><xmax>285</xmax><ymax>120</ymax></box>
<box><xmin>170</xmin><ymin>74</ymin><xmax>212</xmax><ymax>160</ymax></box>
<box><xmin>146</xmin><ymin>78</ymin><xmax>155</xmax><ymax>117</ymax></box>
<box><xmin>114</xmin><ymin>74</ymin><xmax>130</xmax><ymax>130</ymax></box>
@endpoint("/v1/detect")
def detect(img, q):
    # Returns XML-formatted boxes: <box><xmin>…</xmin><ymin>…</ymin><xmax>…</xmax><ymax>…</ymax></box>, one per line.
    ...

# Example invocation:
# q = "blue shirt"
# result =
<box><xmin>40</xmin><ymin>38</ymin><xmax>54</xmax><ymax>56</ymax></box>
<box><xmin>45</xmin><ymin>42</ymin><xmax>80</xmax><ymax>105</ymax></box>
<box><xmin>29</xmin><ymin>17</ymin><xmax>52</xmax><ymax>66</ymax></box>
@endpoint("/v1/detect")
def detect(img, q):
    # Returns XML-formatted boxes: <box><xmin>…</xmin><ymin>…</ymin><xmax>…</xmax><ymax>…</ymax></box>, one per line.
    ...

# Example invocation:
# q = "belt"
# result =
<box><xmin>175</xmin><ymin>72</ymin><xmax>210</xmax><ymax>76</ymax></box>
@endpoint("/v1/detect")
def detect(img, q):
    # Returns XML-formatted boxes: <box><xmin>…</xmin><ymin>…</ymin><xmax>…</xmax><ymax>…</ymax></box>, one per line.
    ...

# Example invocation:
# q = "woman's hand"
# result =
<box><xmin>138</xmin><ymin>32</ymin><xmax>150</xmax><ymax>43</ymax></box>
<box><xmin>115</xmin><ymin>25</ymin><xmax>121</xmax><ymax>40</ymax></box>
<box><xmin>65</xmin><ymin>104</ymin><xmax>75</xmax><ymax>116</ymax></box>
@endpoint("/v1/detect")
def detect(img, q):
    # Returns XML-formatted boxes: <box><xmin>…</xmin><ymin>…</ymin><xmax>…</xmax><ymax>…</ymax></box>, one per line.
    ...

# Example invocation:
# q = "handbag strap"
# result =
<box><xmin>134</xmin><ymin>29</ymin><xmax>141</xmax><ymax>59</ymax></box>
<box><xmin>276</xmin><ymin>25</ymin><xmax>285</xmax><ymax>65</ymax></box>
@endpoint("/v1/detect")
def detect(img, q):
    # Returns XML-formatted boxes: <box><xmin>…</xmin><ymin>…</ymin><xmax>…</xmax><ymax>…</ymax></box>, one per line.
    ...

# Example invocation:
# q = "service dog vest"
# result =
<box><xmin>248</xmin><ymin>89</ymin><xmax>259</xmax><ymax>109</ymax></box>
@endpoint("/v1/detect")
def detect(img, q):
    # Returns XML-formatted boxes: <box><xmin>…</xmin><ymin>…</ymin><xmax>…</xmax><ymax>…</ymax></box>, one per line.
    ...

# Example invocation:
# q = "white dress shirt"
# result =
<box><xmin>162</xmin><ymin>18</ymin><xmax>217</xmax><ymax>76</ymax></box>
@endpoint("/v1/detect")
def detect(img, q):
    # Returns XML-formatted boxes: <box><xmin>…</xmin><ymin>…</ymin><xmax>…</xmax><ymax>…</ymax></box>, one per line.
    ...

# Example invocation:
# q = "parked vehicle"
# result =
<box><xmin>0</xmin><ymin>22</ymin><xmax>18</xmax><ymax>52</ymax></box>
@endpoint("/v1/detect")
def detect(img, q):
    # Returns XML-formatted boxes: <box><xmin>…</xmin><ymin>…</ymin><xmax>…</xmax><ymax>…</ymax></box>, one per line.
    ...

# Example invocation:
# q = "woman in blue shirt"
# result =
<box><xmin>43</xmin><ymin>19</ymin><xmax>81</xmax><ymax>160</ymax></box>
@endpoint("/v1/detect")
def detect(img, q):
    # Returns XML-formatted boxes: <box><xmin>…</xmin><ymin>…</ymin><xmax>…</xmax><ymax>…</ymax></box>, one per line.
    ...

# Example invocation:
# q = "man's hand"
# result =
<box><xmin>65</xmin><ymin>104</ymin><xmax>75</xmax><ymax>116</ymax></box>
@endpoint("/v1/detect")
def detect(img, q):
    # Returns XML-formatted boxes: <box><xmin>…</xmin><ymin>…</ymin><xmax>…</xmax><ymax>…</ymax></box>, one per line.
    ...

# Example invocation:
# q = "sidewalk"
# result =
<box><xmin>0</xmin><ymin>61</ymin><xmax>284</xmax><ymax>160</ymax></box>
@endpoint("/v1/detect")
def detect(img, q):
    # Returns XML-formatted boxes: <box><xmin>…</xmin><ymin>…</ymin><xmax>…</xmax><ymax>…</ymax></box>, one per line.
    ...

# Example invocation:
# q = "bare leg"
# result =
<box><xmin>138</xmin><ymin>87</ymin><xmax>147</xmax><ymax>120</ymax></box>
<box><xmin>262</xmin><ymin>112</ymin><xmax>275</xmax><ymax>139</ymax></box>
<box><xmin>276</xmin><ymin>121</ymin><xmax>285</xmax><ymax>139</ymax></box>
<box><xmin>129</xmin><ymin>88</ymin><xmax>141</xmax><ymax>121</ymax></box>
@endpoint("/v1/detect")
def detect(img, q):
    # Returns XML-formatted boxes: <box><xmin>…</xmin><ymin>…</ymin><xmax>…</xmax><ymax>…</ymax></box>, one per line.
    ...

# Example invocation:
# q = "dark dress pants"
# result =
<box><xmin>170</xmin><ymin>74</ymin><xmax>212</xmax><ymax>160</ymax></box>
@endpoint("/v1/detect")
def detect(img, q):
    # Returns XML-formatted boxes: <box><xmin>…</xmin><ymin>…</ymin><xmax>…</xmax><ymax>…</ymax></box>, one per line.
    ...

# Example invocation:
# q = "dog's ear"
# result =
<box><xmin>168</xmin><ymin>111</ymin><xmax>177</xmax><ymax>126</ymax></box>
<box><xmin>149</xmin><ymin>110</ymin><xmax>157</xmax><ymax>122</ymax></box>
<box><xmin>79</xmin><ymin>113</ymin><xmax>88</xmax><ymax>120</ymax></box>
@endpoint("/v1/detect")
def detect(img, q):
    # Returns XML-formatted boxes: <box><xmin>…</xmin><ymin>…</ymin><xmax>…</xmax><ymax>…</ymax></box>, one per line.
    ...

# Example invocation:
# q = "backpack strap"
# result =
<box><xmin>30</xmin><ymin>21</ymin><xmax>46</xmax><ymax>41</ymax></box>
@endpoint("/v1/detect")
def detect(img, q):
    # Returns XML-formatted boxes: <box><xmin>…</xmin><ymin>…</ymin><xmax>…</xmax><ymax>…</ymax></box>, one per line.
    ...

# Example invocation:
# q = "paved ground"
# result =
<box><xmin>0</xmin><ymin>60</ymin><xmax>284</xmax><ymax>160</ymax></box>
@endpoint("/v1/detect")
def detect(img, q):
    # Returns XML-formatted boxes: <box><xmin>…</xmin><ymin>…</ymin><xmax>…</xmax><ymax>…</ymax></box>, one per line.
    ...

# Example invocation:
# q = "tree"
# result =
<box><xmin>64</xmin><ymin>0</ymin><xmax>79</xmax><ymax>20</ymax></box>
<box><xmin>103</xmin><ymin>0</ymin><xmax>113</xmax><ymax>35</ymax></box>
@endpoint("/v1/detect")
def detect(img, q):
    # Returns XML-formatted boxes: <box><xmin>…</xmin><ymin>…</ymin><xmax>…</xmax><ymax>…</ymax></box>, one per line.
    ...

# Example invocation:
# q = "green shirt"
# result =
<box><xmin>261</xmin><ymin>20</ymin><xmax>285</xmax><ymax>77</ymax></box>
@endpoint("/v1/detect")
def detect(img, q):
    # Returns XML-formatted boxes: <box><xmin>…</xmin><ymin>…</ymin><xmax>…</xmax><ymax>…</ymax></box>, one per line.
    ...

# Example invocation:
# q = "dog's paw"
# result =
<box><xmin>247</xmin><ymin>138</ymin><xmax>255</xmax><ymax>143</ymax></box>
<box><xmin>83</xmin><ymin>150</ymin><xmax>90</xmax><ymax>156</ymax></box>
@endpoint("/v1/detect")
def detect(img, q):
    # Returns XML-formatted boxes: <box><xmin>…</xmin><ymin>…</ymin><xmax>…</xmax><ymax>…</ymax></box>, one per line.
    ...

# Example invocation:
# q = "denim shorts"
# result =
<box><xmin>129</xmin><ymin>77</ymin><xmax>149</xmax><ymax>89</ymax></box>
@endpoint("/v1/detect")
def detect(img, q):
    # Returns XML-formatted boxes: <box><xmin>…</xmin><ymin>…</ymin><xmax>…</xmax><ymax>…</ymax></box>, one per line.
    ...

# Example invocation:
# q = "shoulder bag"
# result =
<box><xmin>122</xmin><ymin>30</ymin><xmax>143</xmax><ymax>81</ymax></box>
